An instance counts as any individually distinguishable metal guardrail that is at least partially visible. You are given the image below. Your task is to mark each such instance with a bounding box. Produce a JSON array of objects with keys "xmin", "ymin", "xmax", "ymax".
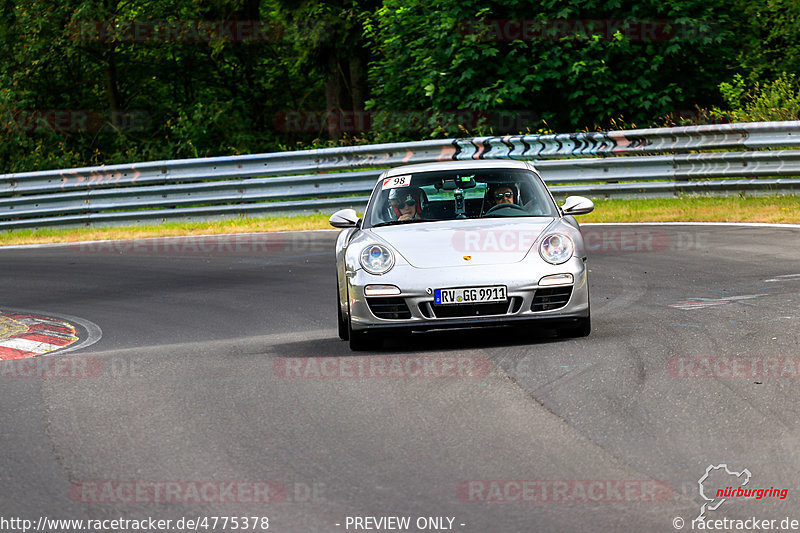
[{"xmin": 1, "ymin": 121, "xmax": 799, "ymax": 229}]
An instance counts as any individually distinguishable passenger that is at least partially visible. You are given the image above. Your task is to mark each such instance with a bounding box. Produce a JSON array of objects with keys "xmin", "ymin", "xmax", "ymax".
[{"xmin": 389, "ymin": 187, "xmax": 423, "ymax": 221}]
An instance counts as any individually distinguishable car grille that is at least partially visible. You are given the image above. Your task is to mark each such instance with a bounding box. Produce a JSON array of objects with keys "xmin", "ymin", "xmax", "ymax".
[
  {"xmin": 429, "ymin": 297, "xmax": 522, "ymax": 319},
  {"xmin": 531, "ymin": 286, "xmax": 573, "ymax": 311},
  {"xmin": 366, "ymin": 297, "xmax": 412, "ymax": 319}
]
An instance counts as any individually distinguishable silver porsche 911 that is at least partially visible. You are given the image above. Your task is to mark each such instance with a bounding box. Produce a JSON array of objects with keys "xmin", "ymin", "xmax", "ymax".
[{"xmin": 329, "ymin": 160, "xmax": 594, "ymax": 350}]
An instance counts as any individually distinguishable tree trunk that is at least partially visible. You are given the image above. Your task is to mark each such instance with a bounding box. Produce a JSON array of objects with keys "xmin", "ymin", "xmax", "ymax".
[
  {"xmin": 104, "ymin": 50, "xmax": 123, "ymax": 130},
  {"xmin": 325, "ymin": 50, "xmax": 342, "ymax": 140}
]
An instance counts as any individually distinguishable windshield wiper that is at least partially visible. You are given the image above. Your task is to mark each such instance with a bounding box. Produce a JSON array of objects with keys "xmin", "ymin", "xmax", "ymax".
[{"xmin": 371, "ymin": 219, "xmax": 432, "ymax": 228}]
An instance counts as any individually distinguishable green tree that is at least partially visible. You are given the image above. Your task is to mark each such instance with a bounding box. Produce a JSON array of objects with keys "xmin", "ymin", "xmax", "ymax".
[
  {"xmin": 365, "ymin": 0, "xmax": 739, "ymax": 135},
  {"xmin": 272, "ymin": 0, "xmax": 381, "ymax": 140},
  {"xmin": 0, "ymin": 0, "xmax": 318, "ymax": 172},
  {"xmin": 735, "ymin": 0, "xmax": 800, "ymax": 83}
]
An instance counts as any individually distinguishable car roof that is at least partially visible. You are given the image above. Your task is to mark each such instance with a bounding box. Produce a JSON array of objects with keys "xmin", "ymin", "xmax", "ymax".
[{"xmin": 384, "ymin": 159, "xmax": 535, "ymax": 177}]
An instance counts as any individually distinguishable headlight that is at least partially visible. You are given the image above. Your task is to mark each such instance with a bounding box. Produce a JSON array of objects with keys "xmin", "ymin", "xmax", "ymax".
[
  {"xmin": 539, "ymin": 234, "xmax": 574, "ymax": 264},
  {"xmin": 360, "ymin": 244, "xmax": 395, "ymax": 275}
]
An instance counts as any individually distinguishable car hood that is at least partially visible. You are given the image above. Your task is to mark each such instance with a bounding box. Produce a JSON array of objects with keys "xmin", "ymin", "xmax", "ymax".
[{"xmin": 368, "ymin": 218, "xmax": 556, "ymax": 268}]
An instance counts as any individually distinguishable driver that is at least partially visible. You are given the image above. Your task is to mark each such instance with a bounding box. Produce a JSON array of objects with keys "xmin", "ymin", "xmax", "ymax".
[
  {"xmin": 491, "ymin": 184, "xmax": 517, "ymax": 205},
  {"xmin": 389, "ymin": 187, "xmax": 424, "ymax": 221}
]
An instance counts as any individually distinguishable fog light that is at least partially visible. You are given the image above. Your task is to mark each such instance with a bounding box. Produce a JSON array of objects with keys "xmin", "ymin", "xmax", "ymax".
[
  {"xmin": 538, "ymin": 273, "xmax": 573, "ymax": 286},
  {"xmin": 364, "ymin": 284, "xmax": 401, "ymax": 296}
]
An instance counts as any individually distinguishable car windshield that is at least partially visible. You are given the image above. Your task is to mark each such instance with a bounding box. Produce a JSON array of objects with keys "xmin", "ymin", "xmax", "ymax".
[{"xmin": 365, "ymin": 168, "xmax": 558, "ymax": 228}]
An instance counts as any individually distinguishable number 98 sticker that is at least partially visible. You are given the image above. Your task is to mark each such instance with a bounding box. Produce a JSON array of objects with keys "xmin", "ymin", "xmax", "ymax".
[{"xmin": 382, "ymin": 175, "xmax": 411, "ymax": 190}]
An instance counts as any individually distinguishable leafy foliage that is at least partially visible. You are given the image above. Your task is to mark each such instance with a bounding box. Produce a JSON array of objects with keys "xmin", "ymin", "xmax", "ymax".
[
  {"xmin": 0, "ymin": 0, "xmax": 797, "ymax": 173},
  {"xmin": 713, "ymin": 73, "xmax": 800, "ymax": 122},
  {"xmin": 365, "ymin": 0, "xmax": 739, "ymax": 134},
  {"xmin": 734, "ymin": 0, "xmax": 800, "ymax": 82}
]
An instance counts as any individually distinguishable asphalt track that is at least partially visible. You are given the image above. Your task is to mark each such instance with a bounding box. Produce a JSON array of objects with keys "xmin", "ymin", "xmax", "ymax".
[{"xmin": 1, "ymin": 224, "xmax": 800, "ymax": 533}]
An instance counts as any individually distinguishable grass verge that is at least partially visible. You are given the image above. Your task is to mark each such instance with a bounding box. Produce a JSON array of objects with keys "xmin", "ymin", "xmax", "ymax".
[
  {"xmin": 580, "ymin": 195, "xmax": 800, "ymax": 224},
  {"xmin": 1, "ymin": 196, "xmax": 799, "ymax": 246}
]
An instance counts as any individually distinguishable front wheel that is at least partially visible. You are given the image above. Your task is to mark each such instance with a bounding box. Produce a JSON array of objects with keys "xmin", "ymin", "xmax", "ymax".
[
  {"xmin": 558, "ymin": 315, "xmax": 591, "ymax": 338},
  {"xmin": 337, "ymin": 297, "xmax": 349, "ymax": 340},
  {"xmin": 337, "ymin": 280, "xmax": 349, "ymax": 340},
  {"xmin": 348, "ymin": 319, "xmax": 382, "ymax": 351}
]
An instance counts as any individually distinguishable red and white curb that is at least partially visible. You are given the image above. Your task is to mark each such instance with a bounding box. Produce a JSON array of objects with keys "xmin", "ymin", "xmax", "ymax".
[{"xmin": 0, "ymin": 312, "xmax": 79, "ymax": 360}]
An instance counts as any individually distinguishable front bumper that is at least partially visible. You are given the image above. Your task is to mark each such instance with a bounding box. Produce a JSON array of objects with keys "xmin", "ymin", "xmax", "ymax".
[{"xmin": 347, "ymin": 258, "xmax": 589, "ymax": 333}]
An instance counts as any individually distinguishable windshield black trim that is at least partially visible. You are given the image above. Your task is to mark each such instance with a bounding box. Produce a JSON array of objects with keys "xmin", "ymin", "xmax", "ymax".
[
  {"xmin": 363, "ymin": 167, "xmax": 558, "ymax": 229},
  {"xmin": 371, "ymin": 219, "xmax": 434, "ymax": 228}
]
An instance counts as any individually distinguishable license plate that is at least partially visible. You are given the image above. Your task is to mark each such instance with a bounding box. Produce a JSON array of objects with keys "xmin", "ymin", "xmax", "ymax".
[{"xmin": 434, "ymin": 286, "xmax": 507, "ymax": 305}]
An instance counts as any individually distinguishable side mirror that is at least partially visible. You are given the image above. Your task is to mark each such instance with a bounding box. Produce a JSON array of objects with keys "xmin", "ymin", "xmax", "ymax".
[
  {"xmin": 562, "ymin": 196, "xmax": 594, "ymax": 216},
  {"xmin": 329, "ymin": 208, "xmax": 359, "ymax": 228}
]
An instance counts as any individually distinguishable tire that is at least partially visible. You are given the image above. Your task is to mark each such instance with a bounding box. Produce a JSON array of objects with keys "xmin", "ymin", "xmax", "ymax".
[
  {"xmin": 348, "ymin": 318, "xmax": 381, "ymax": 351},
  {"xmin": 558, "ymin": 315, "xmax": 591, "ymax": 338},
  {"xmin": 337, "ymin": 284, "xmax": 349, "ymax": 341},
  {"xmin": 342, "ymin": 281, "xmax": 381, "ymax": 350}
]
